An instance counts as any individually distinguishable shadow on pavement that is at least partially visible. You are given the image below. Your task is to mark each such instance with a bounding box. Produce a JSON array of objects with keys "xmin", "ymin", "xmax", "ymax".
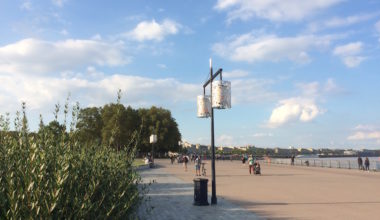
[{"xmin": 138, "ymin": 176, "xmax": 262, "ymax": 219}]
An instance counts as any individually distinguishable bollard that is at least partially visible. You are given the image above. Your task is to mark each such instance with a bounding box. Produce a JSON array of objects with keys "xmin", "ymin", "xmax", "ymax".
[{"xmin": 193, "ymin": 178, "xmax": 209, "ymax": 206}]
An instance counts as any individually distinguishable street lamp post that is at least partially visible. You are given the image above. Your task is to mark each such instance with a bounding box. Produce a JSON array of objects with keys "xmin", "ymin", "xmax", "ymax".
[
  {"xmin": 150, "ymin": 134, "xmax": 157, "ymax": 165},
  {"xmin": 209, "ymin": 61, "xmax": 217, "ymax": 205},
  {"xmin": 197, "ymin": 58, "xmax": 231, "ymax": 205}
]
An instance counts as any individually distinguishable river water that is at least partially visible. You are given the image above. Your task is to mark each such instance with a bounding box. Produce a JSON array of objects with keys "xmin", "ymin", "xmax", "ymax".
[{"xmin": 269, "ymin": 156, "xmax": 380, "ymax": 170}]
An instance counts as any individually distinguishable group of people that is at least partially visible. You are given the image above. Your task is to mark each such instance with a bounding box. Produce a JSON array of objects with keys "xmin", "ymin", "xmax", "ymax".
[
  {"xmin": 247, "ymin": 155, "xmax": 261, "ymax": 175},
  {"xmin": 173, "ymin": 154, "xmax": 205, "ymax": 176},
  {"xmin": 358, "ymin": 156, "xmax": 370, "ymax": 171},
  {"xmin": 179, "ymin": 153, "xmax": 265, "ymax": 176},
  {"xmin": 241, "ymin": 155, "xmax": 261, "ymax": 175},
  {"xmin": 171, "ymin": 153, "xmax": 265, "ymax": 176}
]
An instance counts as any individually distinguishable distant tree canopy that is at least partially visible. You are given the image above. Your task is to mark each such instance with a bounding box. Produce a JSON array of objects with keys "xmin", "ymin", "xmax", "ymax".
[
  {"xmin": 138, "ymin": 106, "xmax": 181, "ymax": 154},
  {"xmin": 70, "ymin": 103, "xmax": 181, "ymax": 154},
  {"xmin": 101, "ymin": 104, "xmax": 140, "ymax": 151},
  {"xmin": 75, "ymin": 107, "xmax": 103, "ymax": 146}
]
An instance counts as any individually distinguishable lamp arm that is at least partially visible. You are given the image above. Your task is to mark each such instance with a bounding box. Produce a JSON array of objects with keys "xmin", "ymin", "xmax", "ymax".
[{"xmin": 203, "ymin": 68, "xmax": 223, "ymax": 88}]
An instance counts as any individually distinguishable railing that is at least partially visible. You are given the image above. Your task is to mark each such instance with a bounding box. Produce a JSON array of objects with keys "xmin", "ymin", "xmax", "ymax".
[{"xmin": 263, "ymin": 158, "xmax": 380, "ymax": 171}]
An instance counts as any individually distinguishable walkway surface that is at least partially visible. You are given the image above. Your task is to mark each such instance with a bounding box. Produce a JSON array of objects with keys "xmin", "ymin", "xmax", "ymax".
[
  {"xmin": 139, "ymin": 159, "xmax": 380, "ymax": 220},
  {"xmin": 138, "ymin": 162, "xmax": 261, "ymax": 220}
]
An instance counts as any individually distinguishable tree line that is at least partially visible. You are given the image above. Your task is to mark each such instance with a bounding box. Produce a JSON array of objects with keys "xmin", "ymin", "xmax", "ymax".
[
  {"xmin": 2, "ymin": 98, "xmax": 182, "ymax": 156},
  {"xmin": 73, "ymin": 104, "xmax": 182, "ymax": 155}
]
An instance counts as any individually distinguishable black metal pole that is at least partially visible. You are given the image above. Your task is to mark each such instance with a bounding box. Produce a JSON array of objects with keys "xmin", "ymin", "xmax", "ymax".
[
  {"xmin": 152, "ymin": 142, "xmax": 154, "ymax": 163},
  {"xmin": 210, "ymin": 61, "xmax": 217, "ymax": 205}
]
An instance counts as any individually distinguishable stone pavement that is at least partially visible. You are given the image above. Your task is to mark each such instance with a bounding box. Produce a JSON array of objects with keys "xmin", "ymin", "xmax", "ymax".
[{"xmin": 137, "ymin": 164, "xmax": 261, "ymax": 220}]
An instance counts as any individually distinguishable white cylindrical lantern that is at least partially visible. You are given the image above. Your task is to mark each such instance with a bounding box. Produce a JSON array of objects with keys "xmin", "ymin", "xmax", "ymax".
[
  {"xmin": 197, "ymin": 95, "xmax": 211, "ymax": 118},
  {"xmin": 150, "ymin": 134, "xmax": 157, "ymax": 143},
  {"xmin": 212, "ymin": 80, "xmax": 231, "ymax": 109}
]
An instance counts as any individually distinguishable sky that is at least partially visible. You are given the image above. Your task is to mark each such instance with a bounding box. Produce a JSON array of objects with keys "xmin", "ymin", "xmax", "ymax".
[{"xmin": 1, "ymin": 0, "xmax": 380, "ymax": 149}]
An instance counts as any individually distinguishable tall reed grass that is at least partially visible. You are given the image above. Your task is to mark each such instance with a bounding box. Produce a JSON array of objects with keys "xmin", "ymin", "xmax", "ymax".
[{"xmin": 0, "ymin": 101, "xmax": 143, "ymax": 219}]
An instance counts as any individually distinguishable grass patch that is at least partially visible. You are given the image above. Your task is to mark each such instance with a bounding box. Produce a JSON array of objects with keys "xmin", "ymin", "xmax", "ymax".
[{"xmin": 133, "ymin": 159, "xmax": 146, "ymax": 167}]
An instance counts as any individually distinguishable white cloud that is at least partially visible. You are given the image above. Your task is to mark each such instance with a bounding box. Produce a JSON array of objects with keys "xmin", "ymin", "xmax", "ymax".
[
  {"xmin": 231, "ymin": 78, "xmax": 276, "ymax": 104},
  {"xmin": 217, "ymin": 134, "xmax": 235, "ymax": 146},
  {"xmin": 333, "ymin": 42, "xmax": 365, "ymax": 68},
  {"xmin": 0, "ymin": 38, "xmax": 128, "ymax": 75},
  {"xmin": 376, "ymin": 20, "xmax": 380, "ymax": 33},
  {"xmin": 0, "ymin": 73, "xmax": 199, "ymax": 121},
  {"xmin": 252, "ymin": 133, "xmax": 273, "ymax": 137},
  {"xmin": 266, "ymin": 79, "xmax": 338, "ymax": 128},
  {"xmin": 20, "ymin": 0, "xmax": 32, "ymax": 10},
  {"xmin": 348, "ymin": 131, "xmax": 380, "ymax": 141},
  {"xmin": 341, "ymin": 56, "xmax": 366, "ymax": 68},
  {"xmin": 223, "ymin": 69, "xmax": 249, "ymax": 78},
  {"xmin": 296, "ymin": 78, "xmax": 340, "ymax": 97},
  {"xmin": 126, "ymin": 19, "xmax": 180, "ymax": 42},
  {"xmin": 268, "ymin": 97, "xmax": 323, "ymax": 128},
  {"xmin": 60, "ymin": 29, "xmax": 69, "ymax": 36},
  {"xmin": 375, "ymin": 20, "xmax": 380, "ymax": 42},
  {"xmin": 296, "ymin": 81, "xmax": 320, "ymax": 97},
  {"xmin": 214, "ymin": 0, "xmax": 342, "ymax": 23},
  {"xmin": 333, "ymin": 42, "xmax": 362, "ymax": 55},
  {"xmin": 354, "ymin": 124, "xmax": 376, "ymax": 131},
  {"xmin": 213, "ymin": 34, "xmax": 331, "ymax": 63},
  {"xmin": 52, "ymin": 0, "xmax": 67, "ymax": 7},
  {"xmin": 308, "ymin": 13, "xmax": 379, "ymax": 32},
  {"xmin": 348, "ymin": 125, "xmax": 380, "ymax": 145},
  {"xmin": 324, "ymin": 78, "xmax": 338, "ymax": 93}
]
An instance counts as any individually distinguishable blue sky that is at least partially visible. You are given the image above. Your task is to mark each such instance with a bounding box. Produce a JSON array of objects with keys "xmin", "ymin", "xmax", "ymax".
[{"xmin": 1, "ymin": 0, "xmax": 380, "ymax": 149}]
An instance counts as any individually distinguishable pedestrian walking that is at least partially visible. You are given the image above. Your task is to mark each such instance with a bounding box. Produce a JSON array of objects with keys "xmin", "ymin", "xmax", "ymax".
[
  {"xmin": 364, "ymin": 157, "xmax": 370, "ymax": 171},
  {"xmin": 358, "ymin": 156, "xmax": 363, "ymax": 170},
  {"xmin": 291, "ymin": 155, "xmax": 295, "ymax": 166},
  {"xmin": 183, "ymin": 155, "xmax": 189, "ymax": 171},
  {"xmin": 248, "ymin": 156, "xmax": 254, "ymax": 174},
  {"xmin": 241, "ymin": 155, "xmax": 246, "ymax": 164},
  {"xmin": 195, "ymin": 155, "xmax": 201, "ymax": 176}
]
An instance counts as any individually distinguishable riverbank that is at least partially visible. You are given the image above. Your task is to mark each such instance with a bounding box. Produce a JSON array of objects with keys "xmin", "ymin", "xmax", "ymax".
[{"xmin": 156, "ymin": 159, "xmax": 380, "ymax": 219}]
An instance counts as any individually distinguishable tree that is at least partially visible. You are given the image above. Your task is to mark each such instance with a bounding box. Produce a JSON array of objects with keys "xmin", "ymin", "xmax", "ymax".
[
  {"xmin": 101, "ymin": 104, "xmax": 140, "ymax": 151},
  {"xmin": 76, "ymin": 107, "xmax": 103, "ymax": 146},
  {"xmin": 41, "ymin": 121, "xmax": 66, "ymax": 143},
  {"xmin": 138, "ymin": 106, "xmax": 181, "ymax": 155}
]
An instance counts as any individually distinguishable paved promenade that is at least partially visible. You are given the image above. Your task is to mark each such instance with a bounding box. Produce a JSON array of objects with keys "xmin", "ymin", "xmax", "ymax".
[
  {"xmin": 139, "ymin": 159, "xmax": 380, "ymax": 220},
  {"xmin": 138, "ymin": 163, "xmax": 261, "ymax": 219}
]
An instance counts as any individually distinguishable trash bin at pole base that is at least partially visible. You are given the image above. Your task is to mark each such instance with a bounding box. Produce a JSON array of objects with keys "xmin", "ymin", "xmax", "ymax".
[{"xmin": 193, "ymin": 178, "xmax": 209, "ymax": 206}]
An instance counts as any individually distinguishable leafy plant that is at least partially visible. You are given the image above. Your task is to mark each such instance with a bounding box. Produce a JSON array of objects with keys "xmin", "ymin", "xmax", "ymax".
[{"xmin": 0, "ymin": 100, "xmax": 143, "ymax": 219}]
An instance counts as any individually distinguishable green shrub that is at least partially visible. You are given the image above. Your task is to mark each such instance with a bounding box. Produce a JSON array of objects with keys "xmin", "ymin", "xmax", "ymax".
[{"xmin": 0, "ymin": 102, "xmax": 143, "ymax": 219}]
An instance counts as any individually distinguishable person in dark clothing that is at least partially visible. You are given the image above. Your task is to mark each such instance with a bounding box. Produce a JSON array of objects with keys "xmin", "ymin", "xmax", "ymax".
[
  {"xmin": 358, "ymin": 156, "xmax": 363, "ymax": 170},
  {"xmin": 242, "ymin": 156, "xmax": 246, "ymax": 164},
  {"xmin": 291, "ymin": 155, "xmax": 295, "ymax": 166},
  {"xmin": 364, "ymin": 157, "xmax": 370, "ymax": 171}
]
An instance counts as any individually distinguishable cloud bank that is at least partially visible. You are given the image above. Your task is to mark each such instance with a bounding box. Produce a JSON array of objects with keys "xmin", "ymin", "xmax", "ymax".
[
  {"xmin": 0, "ymin": 38, "xmax": 128, "ymax": 75},
  {"xmin": 333, "ymin": 42, "xmax": 365, "ymax": 68},
  {"xmin": 213, "ymin": 34, "xmax": 331, "ymax": 63},
  {"xmin": 125, "ymin": 19, "xmax": 180, "ymax": 42},
  {"xmin": 215, "ymin": 0, "xmax": 342, "ymax": 23}
]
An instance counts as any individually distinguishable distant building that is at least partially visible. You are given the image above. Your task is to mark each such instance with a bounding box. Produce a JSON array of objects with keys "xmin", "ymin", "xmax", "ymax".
[
  {"xmin": 196, "ymin": 144, "xmax": 208, "ymax": 152},
  {"xmin": 222, "ymin": 147, "xmax": 233, "ymax": 154},
  {"xmin": 274, "ymin": 147, "xmax": 291, "ymax": 155},
  {"xmin": 182, "ymin": 141, "xmax": 196, "ymax": 153},
  {"xmin": 344, "ymin": 150, "xmax": 356, "ymax": 156},
  {"xmin": 240, "ymin": 146, "xmax": 254, "ymax": 152},
  {"xmin": 298, "ymin": 148, "xmax": 315, "ymax": 154}
]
